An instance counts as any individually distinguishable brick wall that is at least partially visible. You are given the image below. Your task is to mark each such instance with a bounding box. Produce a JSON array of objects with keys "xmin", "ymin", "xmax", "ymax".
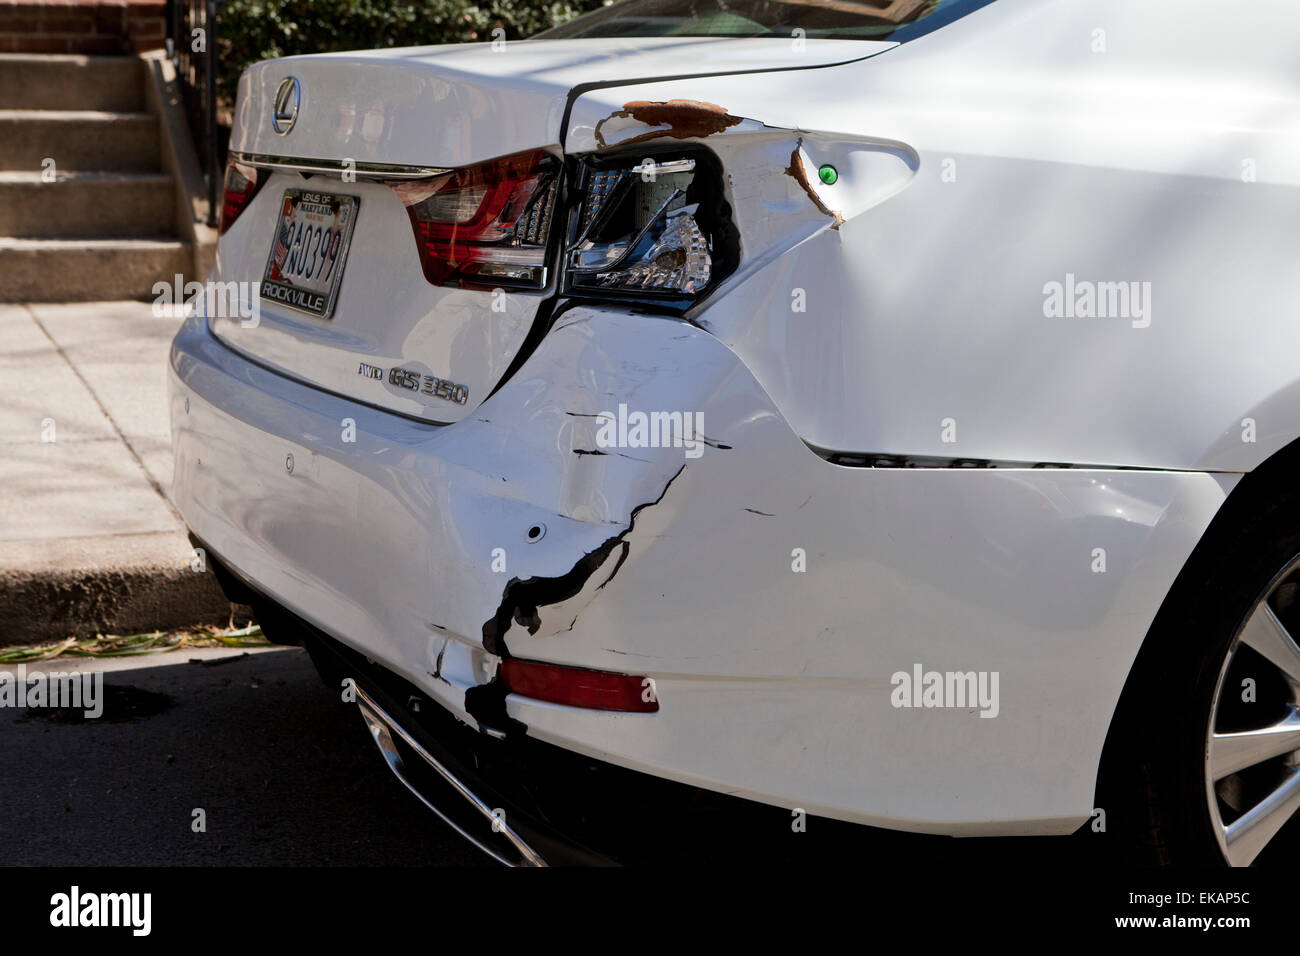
[{"xmin": 0, "ymin": 0, "xmax": 167, "ymax": 54}]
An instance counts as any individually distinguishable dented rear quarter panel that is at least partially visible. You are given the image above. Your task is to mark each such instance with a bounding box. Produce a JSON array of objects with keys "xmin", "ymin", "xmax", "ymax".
[{"xmin": 566, "ymin": 0, "xmax": 1300, "ymax": 472}]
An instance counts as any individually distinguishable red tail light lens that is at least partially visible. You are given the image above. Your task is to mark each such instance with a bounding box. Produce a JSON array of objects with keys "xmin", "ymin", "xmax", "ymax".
[
  {"xmin": 219, "ymin": 159, "xmax": 265, "ymax": 235},
  {"xmin": 500, "ymin": 659, "xmax": 659, "ymax": 713},
  {"xmin": 390, "ymin": 149, "xmax": 558, "ymax": 289}
]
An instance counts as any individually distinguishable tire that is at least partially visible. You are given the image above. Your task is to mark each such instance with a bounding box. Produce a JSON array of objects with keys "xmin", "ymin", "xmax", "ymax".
[{"xmin": 1102, "ymin": 481, "xmax": 1300, "ymax": 866}]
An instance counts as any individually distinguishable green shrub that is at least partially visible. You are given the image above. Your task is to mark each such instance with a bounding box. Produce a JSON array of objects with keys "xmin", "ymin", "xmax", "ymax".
[{"xmin": 216, "ymin": 0, "xmax": 610, "ymax": 105}]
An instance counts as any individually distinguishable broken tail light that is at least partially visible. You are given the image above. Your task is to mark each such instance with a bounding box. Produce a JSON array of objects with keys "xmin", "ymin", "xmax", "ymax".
[
  {"xmin": 500, "ymin": 659, "xmax": 659, "ymax": 713},
  {"xmin": 565, "ymin": 149, "xmax": 737, "ymax": 310},
  {"xmin": 390, "ymin": 149, "xmax": 559, "ymax": 289},
  {"xmin": 219, "ymin": 159, "xmax": 266, "ymax": 235}
]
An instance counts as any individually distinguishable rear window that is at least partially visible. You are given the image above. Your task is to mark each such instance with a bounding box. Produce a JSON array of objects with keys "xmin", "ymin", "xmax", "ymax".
[{"xmin": 538, "ymin": 0, "xmax": 996, "ymax": 42}]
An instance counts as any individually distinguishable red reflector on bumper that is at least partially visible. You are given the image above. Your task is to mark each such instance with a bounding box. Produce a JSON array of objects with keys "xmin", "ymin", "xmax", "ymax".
[{"xmin": 500, "ymin": 659, "xmax": 659, "ymax": 713}]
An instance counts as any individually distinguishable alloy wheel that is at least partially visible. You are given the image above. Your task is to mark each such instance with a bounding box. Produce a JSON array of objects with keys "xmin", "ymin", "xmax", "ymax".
[{"xmin": 1205, "ymin": 554, "xmax": 1300, "ymax": 865}]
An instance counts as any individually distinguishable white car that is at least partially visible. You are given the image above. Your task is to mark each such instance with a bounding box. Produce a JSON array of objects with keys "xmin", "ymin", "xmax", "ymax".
[{"xmin": 170, "ymin": 0, "xmax": 1300, "ymax": 866}]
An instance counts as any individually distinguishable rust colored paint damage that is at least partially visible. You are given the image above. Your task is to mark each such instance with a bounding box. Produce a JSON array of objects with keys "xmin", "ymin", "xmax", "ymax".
[
  {"xmin": 785, "ymin": 140, "xmax": 844, "ymax": 230},
  {"xmin": 594, "ymin": 99, "xmax": 743, "ymax": 148}
]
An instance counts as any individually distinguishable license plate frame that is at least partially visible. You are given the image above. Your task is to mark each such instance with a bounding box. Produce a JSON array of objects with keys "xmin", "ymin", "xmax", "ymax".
[{"xmin": 260, "ymin": 188, "xmax": 360, "ymax": 320}]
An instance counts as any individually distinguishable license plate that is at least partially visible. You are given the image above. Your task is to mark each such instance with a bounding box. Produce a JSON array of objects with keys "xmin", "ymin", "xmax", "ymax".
[{"xmin": 261, "ymin": 189, "xmax": 359, "ymax": 319}]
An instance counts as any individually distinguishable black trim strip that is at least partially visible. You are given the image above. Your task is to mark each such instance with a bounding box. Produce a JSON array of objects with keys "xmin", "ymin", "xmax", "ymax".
[{"xmin": 807, "ymin": 441, "xmax": 1225, "ymax": 474}]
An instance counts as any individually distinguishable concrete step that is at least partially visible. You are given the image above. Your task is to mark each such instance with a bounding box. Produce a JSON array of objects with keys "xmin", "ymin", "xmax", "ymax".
[
  {"xmin": 0, "ymin": 110, "xmax": 160, "ymax": 172},
  {"xmin": 0, "ymin": 54, "xmax": 144, "ymax": 112},
  {"xmin": 0, "ymin": 238, "xmax": 189, "ymax": 301},
  {"xmin": 0, "ymin": 539, "xmax": 239, "ymax": 645},
  {"xmin": 0, "ymin": 171, "xmax": 175, "ymax": 238}
]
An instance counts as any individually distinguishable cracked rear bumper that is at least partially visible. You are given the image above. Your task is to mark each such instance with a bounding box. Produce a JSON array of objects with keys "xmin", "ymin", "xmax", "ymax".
[{"xmin": 170, "ymin": 304, "xmax": 1231, "ymax": 836}]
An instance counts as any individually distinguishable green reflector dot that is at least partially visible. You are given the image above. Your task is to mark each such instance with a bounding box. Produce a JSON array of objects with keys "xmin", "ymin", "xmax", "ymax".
[{"xmin": 818, "ymin": 164, "xmax": 838, "ymax": 185}]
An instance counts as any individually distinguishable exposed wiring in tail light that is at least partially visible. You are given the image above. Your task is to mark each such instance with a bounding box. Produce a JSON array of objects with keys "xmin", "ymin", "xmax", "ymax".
[
  {"xmin": 564, "ymin": 148, "xmax": 738, "ymax": 312},
  {"xmin": 388, "ymin": 149, "xmax": 559, "ymax": 289},
  {"xmin": 219, "ymin": 159, "xmax": 266, "ymax": 236}
]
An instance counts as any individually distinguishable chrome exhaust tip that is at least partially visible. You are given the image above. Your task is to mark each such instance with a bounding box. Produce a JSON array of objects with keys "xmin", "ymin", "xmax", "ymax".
[{"xmin": 355, "ymin": 686, "xmax": 548, "ymax": 867}]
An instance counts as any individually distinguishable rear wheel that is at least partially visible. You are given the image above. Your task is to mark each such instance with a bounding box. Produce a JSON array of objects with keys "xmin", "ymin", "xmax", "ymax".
[
  {"xmin": 1108, "ymin": 487, "xmax": 1300, "ymax": 865},
  {"xmin": 1202, "ymin": 559, "xmax": 1300, "ymax": 865}
]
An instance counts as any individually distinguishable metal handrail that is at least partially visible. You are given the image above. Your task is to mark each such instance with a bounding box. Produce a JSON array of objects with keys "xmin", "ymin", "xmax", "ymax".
[{"xmin": 166, "ymin": 0, "xmax": 220, "ymax": 227}]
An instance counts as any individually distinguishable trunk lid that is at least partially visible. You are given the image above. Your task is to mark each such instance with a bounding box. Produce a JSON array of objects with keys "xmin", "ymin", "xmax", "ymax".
[{"xmin": 210, "ymin": 37, "xmax": 892, "ymax": 422}]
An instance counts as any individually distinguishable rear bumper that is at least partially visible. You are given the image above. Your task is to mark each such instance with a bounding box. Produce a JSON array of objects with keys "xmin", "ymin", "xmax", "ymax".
[
  {"xmin": 290, "ymin": 613, "xmax": 886, "ymax": 866},
  {"xmin": 170, "ymin": 304, "xmax": 1232, "ymax": 837}
]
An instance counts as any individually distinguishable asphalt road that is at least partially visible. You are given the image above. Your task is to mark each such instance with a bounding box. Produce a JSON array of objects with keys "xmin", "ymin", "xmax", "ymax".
[{"xmin": 0, "ymin": 646, "xmax": 483, "ymax": 866}]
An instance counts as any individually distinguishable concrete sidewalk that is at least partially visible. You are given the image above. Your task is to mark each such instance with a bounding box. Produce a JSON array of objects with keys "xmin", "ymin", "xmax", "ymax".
[{"xmin": 0, "ymin": 300, "xmax": 235, "ymax": 644}]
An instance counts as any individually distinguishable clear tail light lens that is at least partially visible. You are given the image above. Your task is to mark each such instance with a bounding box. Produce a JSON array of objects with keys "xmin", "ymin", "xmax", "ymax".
[
  {"xmin": 389, "ymin": 149, "xmax": 558, "ymax": 289},
  {"xmin": 565, "ymin": 151, "xmax": 736, "ymax": 311},
  {"xmin": 219, "ymin": 159, "xmax": 265, "ymax": 235}
]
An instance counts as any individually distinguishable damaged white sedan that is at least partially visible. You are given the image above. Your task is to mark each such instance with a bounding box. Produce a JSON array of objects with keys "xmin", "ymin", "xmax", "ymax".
[{"xmin": 170, "ymin": 0, "xmax": 1300, "ymax": 865}]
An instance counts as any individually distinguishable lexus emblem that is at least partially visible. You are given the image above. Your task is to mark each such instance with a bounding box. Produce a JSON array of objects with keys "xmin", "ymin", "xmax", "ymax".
[{"xmin": 271, "ymin": 76, "xmax": 300, "ymax": 135}]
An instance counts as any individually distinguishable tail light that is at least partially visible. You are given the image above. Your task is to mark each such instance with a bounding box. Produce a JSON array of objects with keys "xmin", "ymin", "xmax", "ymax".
[
  {"xmin": 219, "ymin": 159, "xmax": 265, "ymax": 235},
  {"xmin": 500, "ymin": 658, "xmax": 659, "ymax": 713},
  {"xmin": 389, "ymin": 149, "xmax": 558, "ymax": 289},
  {"xmin": 565, "ymin": 149, "xmax": 737, "ymax": 311}
]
